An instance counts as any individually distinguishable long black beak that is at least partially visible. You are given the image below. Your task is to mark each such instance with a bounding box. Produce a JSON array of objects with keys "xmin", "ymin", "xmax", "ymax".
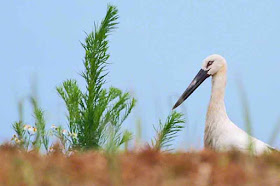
[{"xmin": 172, "ymin": 69, "xmax": 210, "ymax": 109}]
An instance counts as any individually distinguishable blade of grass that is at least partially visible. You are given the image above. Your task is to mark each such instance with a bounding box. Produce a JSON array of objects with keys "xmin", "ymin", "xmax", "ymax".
[
  {"xmin": 269, "ymin": 117, "xmax": 280, "ymax": 145},
  {"xmin": 237, "ymin": 80, "xmax": 254, "ymax": 154}
]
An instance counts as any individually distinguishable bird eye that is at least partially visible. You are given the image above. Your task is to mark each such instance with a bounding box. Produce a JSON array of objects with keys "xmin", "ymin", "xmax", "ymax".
[{"xmin": 207, "ymin": 60, "xmax": 214, "ymax": 68}]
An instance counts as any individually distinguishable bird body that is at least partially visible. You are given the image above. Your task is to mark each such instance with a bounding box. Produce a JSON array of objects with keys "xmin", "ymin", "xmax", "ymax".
[{"xmin": 173, "ymin": 54, "xmax": 273, "ymax": 155}]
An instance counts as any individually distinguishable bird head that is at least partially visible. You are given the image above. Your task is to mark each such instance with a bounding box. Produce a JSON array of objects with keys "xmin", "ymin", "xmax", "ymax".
[
  {"xmin": 202, "ymin": 54, "xmax": 227, "ymax": 76},
  {"xmin": 172, "ymin": 54, "xmax": 227, "ymax": 109}
]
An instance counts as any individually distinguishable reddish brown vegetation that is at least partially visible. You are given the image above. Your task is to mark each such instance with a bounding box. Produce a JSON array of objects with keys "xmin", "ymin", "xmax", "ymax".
[{"xmin": 1, "ymin": 145, "xmax": 280, "ymax": 186}]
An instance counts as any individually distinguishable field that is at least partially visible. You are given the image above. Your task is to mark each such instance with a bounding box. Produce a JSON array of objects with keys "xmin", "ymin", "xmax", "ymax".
[
  {"xmin": 1, "ymin": 145, "xmax": 280, "ymax": 186},
  {"xmin": 4, "ymin": 4, "xmax": 280, "ymax": 186}
]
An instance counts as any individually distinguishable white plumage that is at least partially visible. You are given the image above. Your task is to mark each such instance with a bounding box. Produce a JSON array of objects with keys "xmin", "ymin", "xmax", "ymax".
[{"xmin": 173, "ymin": 54, "xmax": 274, "ymax": 155}]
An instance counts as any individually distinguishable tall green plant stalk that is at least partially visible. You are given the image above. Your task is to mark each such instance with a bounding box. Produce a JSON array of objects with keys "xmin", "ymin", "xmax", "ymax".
[
  {"xmin": 57, "ymin": 5, "xmax": 136, "ymax": 151},
  {"xmin": 30, "ymin": 97, "xmax": 49, "ymax": 151},
  {"xmin": 269, "ymin": 118, "xmax": 280, "ymax": 145},
  {"xmin": 238, "ymin": 80, "xmax": 254, "ymax": 154}
]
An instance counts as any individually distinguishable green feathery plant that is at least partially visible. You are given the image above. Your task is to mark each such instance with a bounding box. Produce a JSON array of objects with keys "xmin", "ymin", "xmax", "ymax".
[
  {"xmin": 57, "ymin": 5, "xmax": 136, "ymax": 151},
  {"xmin": 152, "ymin": 111, "xmax": 185, "ymax": 151},
  {"xmin": 30, "ymin": 97, "xmax": 49, "ymax": 151},
  {"xmin": 12, "ymin": 100, "xmax": 25, "ymax": 149},
  {"xmin": 12, "ymin": 97, "xmax": 49, "ymax": 152}
]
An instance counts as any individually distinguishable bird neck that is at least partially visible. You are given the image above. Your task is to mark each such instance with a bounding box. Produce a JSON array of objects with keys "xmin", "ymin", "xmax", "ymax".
[{"xmin": 207, "ymin": 67, "xmax": 228, "ymax": 121}]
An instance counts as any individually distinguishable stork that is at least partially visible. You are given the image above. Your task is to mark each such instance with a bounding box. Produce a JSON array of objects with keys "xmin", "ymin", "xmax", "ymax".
[{"xmin": 173, "ymin": 54, "xmax": 274, "ymax": 155}]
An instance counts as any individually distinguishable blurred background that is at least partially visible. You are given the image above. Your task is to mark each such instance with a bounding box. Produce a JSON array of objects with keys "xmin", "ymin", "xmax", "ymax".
[{"xmin": 1, "ymin": 0, "xmax": 280, "ymax": 150}]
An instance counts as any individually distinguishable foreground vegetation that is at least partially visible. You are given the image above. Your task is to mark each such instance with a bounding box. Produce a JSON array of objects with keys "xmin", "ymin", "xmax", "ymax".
[
  {"xmin": 7, "ymin": 4, "xmax": 280, "ymax": 186},
  {"xmin": 10, "ymin": 5, "xmax": 185, "ymax": 154},
  {"xmin": 2, "ymin": 145, "xmax": 280, "ymax": 186}
]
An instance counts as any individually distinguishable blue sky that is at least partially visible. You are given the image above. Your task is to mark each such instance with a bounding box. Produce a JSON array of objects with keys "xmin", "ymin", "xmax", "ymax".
[{"xmin": 1, "ymin": 0, "xmax": 280, "ymax": 149}]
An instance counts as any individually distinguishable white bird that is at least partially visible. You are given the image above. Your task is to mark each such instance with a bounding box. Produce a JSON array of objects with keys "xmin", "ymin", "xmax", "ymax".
[{"xmin": 173, "ymin": 54, "xmax": 275, "ymax": 155}]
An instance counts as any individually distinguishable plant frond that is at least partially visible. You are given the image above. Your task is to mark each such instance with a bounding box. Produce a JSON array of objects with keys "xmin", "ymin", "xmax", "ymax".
[{"xmin": 153, "ymin": 111, "xmax": 185, "ymax": 151}]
